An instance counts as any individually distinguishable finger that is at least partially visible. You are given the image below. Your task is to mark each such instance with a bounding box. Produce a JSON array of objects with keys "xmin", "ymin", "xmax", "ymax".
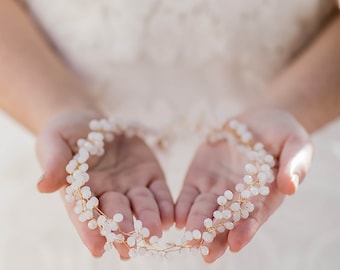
[
  {"xmin": 61, "ymin": 189, "xmax": 105, "ymax": 257},
  {"xmin": 99, "ymin": 191, "xmax": 134, "ymax": 259},
  {"xmin": 127, "ymin": 186, "xmax": 163, "ymax": 237},
  {"xmin": 37, "ymin": 132, "xmax": 73, "ymax": 193},
  {"xmin": 149, "ymin": 179, "xmax": 175, "ymax": 229},
  {"xmin": 175, "ymin": 185, "xmax": 200, "ymax": 228},
  {"xmin": 277, "ymin": 133, "xmax": 313, "ymax": 195},
  {"xmin": 202, "ymin": 230, "xmax": 229, "ymax": 263},
  {"xmin": 227, "ymin": 188, "xmax": 284, "ymax": 252}
]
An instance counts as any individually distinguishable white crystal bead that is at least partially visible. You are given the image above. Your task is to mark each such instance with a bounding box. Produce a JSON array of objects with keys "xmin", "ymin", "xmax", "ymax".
[
  {"xmin": 89, "ymin": 120, "xmax": 101, "ymax": 131},
  {"xmin": 203, "ymin": 218, "xmax": 213, "ymax": 228},
  {"xmin": 241, "ymin": 189, "xmax": 251, "ymax": 199},
  {"xmin": 241, "ymin": 209, "xmax": 249, "ymax": 219},
  {"xmin": 233, "ymin": 212, "xmax": 241, "ymax": 222},
  {"xmin": 97, "ymin": 215, "xmax": 107, "ymax": 226},
  {"xmin": 66, "ymin": 175, "xmax": 75, "ymax": 184},
  {"xmin": 88, "ymin": 219, "xmax": 98, "ymax": 230},
  {"xmin": 222, "ymin": 209, "xmax": 232, "ymax": 219},
  {"xmin": 104, "ymin": 242, "xmax": 113, "ymax": 252},
  {"xmin": 133, "ymin": 220, "xmax": 143, "ymax": 230},
  {"xmin": 245, "ymin": 163, "xmax": 257, "ymax": 175},
  {"xmin": 217, "ymin": 225, "xmax": 226, "ymax": 233},
  {"xmin": 200, "ymin": 246, "xmax": 209, "ymax": 256},
  {"xmin": 230, "ymin": 202, "xmax": 241, "ymax": 211},
  {"xmin": 217, "ymin": 195, "xmax": 227, "ymax": 206},
  {"xmin": 250, "ymin": 187, "xmax": 259, "ymax": 195},
  {"xmin": 86, "ymin": 197, "xmax": 99, "ymax": 209},
  {"xmin": 149, "ymin": 235, "xmax": 159, "ymax": 245},
  {"xmin": 257, "ymin": 172, "xmax": 267, "ymax": 182},
  {"xmin": 254, "ymin": 143, "xmax": 264, "ymax": 151},
  {"xmin": 73, "ymin": 204, "xmax": 83, "ymax": 215},
  {"xmin": 141, "ymin": 227, "xmax": 150, "ymax": 238},
  {"xmin": 260, "ymin": 164, "xmax": 271, "ymax": 172},
  {"xmin": 243, "ymin": 175, "xmax": 253, "ymax": 184},
  {"xmin": 113, "ymin": 213, "xmax": 124, "ymax": 223},
  {"xmin": 224, "ymin": 221, "xmax": 234, "ymax": 230},
  {"xmin": 79, "ymin": 163, "xmax": 89, "ymax": 172},
  {"xmin": 244, "ymin": 202, "xmax": 255, "ymax": 212},
  {"xmin": 213, "ymin": 210, "xmax": 223, "ymax": 220},
  {"xmin": 66, "ymin": 160, "xmax": 78, "ymax": 174},
  {"xmin": 80, "ymin": 186, "xmax": 91, "ymax": 199},
  {"xmin": 236, "ymin": 183, "xmax": 245, "ymax": 192},
  {"xmin": 192, "ymin": 230, "xmax": 202, "ymax": 240},
  {"xmin": 224, "ymin": 190, "xmax": 233, "ymax": 200},
  {"xmin": 128, "ymin": 248, "xmax": 138, "ymax": 258},
  {"xmin": 127, "ymin": 236, "xmax": 136, "ymax": 247},
  {"xmin": 202, "ymin": 232, "xmax": 214, "ymax": 243},
  {"xmin": 259, "ymin": 186, "xmax": 270, "ymax": 196}
]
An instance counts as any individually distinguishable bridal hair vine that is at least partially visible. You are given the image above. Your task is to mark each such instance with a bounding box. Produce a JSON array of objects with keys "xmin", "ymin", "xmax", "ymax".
[{"xmin": 64, "ymin": 117, "xmax": 275, "ymax": 258}]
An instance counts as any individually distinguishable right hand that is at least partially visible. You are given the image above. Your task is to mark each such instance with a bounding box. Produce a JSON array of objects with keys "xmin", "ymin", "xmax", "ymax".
[{"xmin": 36, "ymin": 110, "xmax": 174, "ymax": 259}]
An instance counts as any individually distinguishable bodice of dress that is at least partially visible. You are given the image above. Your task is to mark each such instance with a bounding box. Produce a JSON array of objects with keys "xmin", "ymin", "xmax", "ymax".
[{"xmin": 22, "ymin": 0, "xmax": 335, "ymax": 121}]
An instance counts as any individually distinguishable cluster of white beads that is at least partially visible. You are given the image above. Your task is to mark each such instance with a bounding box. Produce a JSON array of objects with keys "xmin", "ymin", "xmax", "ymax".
[{"xmin": 65, "ymin": 118, "xmax": 275, "ymax": 259}]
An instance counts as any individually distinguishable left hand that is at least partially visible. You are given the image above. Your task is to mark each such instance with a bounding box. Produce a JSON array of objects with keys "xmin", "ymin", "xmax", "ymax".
[{"xmin": 175, "ymin": 108, "xmax": 313, "ymax": 263}]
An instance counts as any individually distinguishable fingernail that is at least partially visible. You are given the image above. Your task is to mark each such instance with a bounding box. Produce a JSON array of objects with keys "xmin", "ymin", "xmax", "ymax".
[
  {"xmin": 291, "ymin": 174, "xmax": 300, "ymax": 193},
  {"xmin": 37, "ymin": 173, "xmax": 45, "ymax": 184}
]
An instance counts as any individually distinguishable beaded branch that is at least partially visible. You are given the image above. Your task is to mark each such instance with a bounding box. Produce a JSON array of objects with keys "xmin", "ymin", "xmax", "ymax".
[{"xmin": 65, "ymin": 118, "xmax": 275, "ymax": 258}]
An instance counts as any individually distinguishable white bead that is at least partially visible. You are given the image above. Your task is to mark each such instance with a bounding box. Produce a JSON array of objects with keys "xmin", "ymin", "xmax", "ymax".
[
  {"xmin": 230, "ymin": 202, "xmax": 241, "ymax": 211},
  {"xmin": 127, "ymin": 236, "xmax": 136, "ymax": 247},
  {"xmin": 104, "ymin": 242, "xmax": 113, "ymax": 251},
  {"xmin": 233, "ymin": 212, "xmax": 241, "ymax": 222},
  {"xmin": 88, "ymin": 219, "xmax": 98, "ymax": 230},
  {"xmin": 200, "ymin": 246, "xmax": 210, "ymax": 256},
  {"xmin": 141, "ymin": 227, "xmax": 150, "ymax": 238},
  {"xmin": 259, "ymin": 186, "xmax": 270, "ymax": 196},
  {"xmin": 203, "ymin": 218, "xmax": 213, "ymax": 228},
  {"xmin": 241, "ymin": 209, "xmax": 249, "ymax": 219},
  {"xmin": 192, "ymin": 230, "xmax": 201, "ymax": 240},
  {"xmin": 77, "ymin": 138, "xmax": 87, "ymax": 148},
  {"xmin": 113, "ymin": 213, "xmax": 124, "ymax": 223},
  {"xmin": 66, "ymin": 175, "xmax": 75, "ymax": 184},
  {"xmin": 217, "ymin": 195, "xmax": 227, "ymax": 206},
  {"xmin": 86, "ymin": 197, "xmax": 99, "ymax": 209},
  {"xmin": 74, "ymin": 204, "xmax": 83, "ymax": 215},
  {"xmin": 241, "ymin": 132, "xmax": 252, "ymax": 143},
  {"xmin": 257, "ymin": 172, "xmax": 267, "ymax": 182},
  {"xmin": 149, "ymin": 235, "xmax": 159, "ymax": 245},
  {"xmin": 250, "ymin": 187, "xmax": 259, "ymax": 195},
  {"xmin": 224, "ymin": 190, "xmax": 233, "ymax": 200},
  {"xmin": 244, "ymin": 202, "xmax": 255, "ymax": 212},
  {"xmin": 97, "ymin": 215, "xmax": 107, "ymax": 226},
  {"xmin": 79, "ymin": 163, "xmax": 89, "ymax": 172},
  {"xmin": 89, "ymin": 120, "xmax": 101, "ymax": 131},
  {"xmin": 202, "ymin": 232, "xmax": 214, "ymax": 243},
  {"xmin": 66, "ymin": 160, "xmax": 78, "ymax": 174},
  {"xmin": 260, "ymin": 164, "xmax": 271, "ymax": 173},
  {"xmin": 264, "ymin": 154, "xmax": 274, "ymax": 165},
  {"xmin": 213, "ymin": 210, "xmax": 223, "ymax": 220},
  {"xmin": 228, "ymin": 120, "xmax": 239, "ymax": 129},
  {"xmin": 222, "ymin": 209, "xmax": 232, "ymax": 219},
  {"xmin": 84, "ymin": 209, "xmax": 93, "ymax": 220},
  {"xmin": 128, "ymin": 248, "xmax": 138, "ymax": 258},
  {"xmin": 217, "ymin": 225, "xmax": 225, "ymax": 233},
  {"xmin": 243, "ymin": 175, "xmax": 253, "ymax": 184},
  {"xmin": 236, "ymin": 183, "xmax": 245, "ymax": 192},
  {"xmin": 65, "ymin": 194, "xmax": 74, "ymax": 203},
  {"xmin": 80, "ymin": 186, "xmax": 91, "ymax": 199},
  {"xmin": 254, "ymin": 143, "xmax": 264, "ymax": 151},
  {"xmin": 134, "ymin": 220, "xmax": 143, "ymax": 230},
  {"xmin": 241, "ymin": 190, "xmax": 251, "ymax": 199},
  {"xmin": 245, "ymin": 163, "xmax": 257, "ymax": 175},
  {"xmin": 79, "ymin": 212, "xmax": 87, "ymax": 223},
  {"xmin": 224, "ymin": 221, "xmax": 234, "ymax": 230}
]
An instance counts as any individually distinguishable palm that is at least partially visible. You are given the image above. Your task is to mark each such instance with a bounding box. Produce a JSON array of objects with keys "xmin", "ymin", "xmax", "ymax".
[
  {"xmin": 36, "ymin": 111, "xmax": 174, "ymax": 259},
  {"xmin": 176, "ymin": 109, "xmax": 312, "ymax": 263}
]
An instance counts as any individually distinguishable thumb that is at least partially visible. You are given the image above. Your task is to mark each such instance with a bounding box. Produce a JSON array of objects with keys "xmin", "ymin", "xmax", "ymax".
[
  {"xmin": 36, "ymin": 132, "xmax": 73, "ymax": 193},
  {"xmin": 276, "ymin": 133, "xmax": 313, "ymax": 195}
]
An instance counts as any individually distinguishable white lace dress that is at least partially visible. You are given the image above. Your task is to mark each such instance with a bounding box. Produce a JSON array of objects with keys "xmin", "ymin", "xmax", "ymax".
[{"xmin": 0, "ymin": 1, "xmax": 340, "ymax": 269}]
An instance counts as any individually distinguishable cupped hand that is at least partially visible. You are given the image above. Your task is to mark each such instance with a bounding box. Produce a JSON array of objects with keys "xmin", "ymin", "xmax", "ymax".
[
  {"xmin": 36, "ymin": 110, "xmax": 174, "ymax": 259},
  {"xmin": 175, "ymin": 109, "xmax": 313, "ymax": 263}
]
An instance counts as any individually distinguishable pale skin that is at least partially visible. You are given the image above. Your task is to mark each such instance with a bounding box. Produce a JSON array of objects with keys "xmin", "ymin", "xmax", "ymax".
[{"xmin": 0, "ymin": 0, "xmax": 340, "ymax": 263}]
